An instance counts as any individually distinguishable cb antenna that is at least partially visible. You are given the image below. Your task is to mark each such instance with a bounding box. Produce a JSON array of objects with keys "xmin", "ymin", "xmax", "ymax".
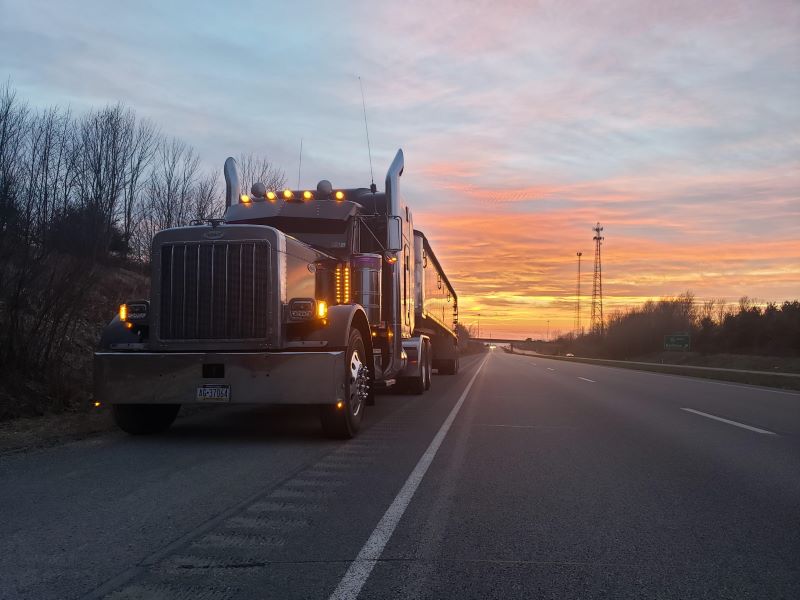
[
  {"xmin": 359, "ymin": 76, "xmax": 377, "ymax": 193},
  {"xmin": 297, "ymin": 138, "xmax": 303, "ymax": 189}
]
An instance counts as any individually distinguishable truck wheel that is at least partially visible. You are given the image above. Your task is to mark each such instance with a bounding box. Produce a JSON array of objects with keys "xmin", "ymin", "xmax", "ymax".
[
  {"xmin": 320, "ymin": 328, "xmax": 368, "ymax": 439},
  {"xmin": 424, "ymin": 346, "xmax": 432, "ymax": 391},
  {"xmin": 112, "ymin": 404, "xmax": 180, "ymax": 435}
]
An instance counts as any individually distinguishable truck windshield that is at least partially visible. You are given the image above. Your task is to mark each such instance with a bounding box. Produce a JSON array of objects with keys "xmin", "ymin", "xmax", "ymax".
[{"xmin": 251, "ymin": 217, "xmax": 350, "ymax": 253}]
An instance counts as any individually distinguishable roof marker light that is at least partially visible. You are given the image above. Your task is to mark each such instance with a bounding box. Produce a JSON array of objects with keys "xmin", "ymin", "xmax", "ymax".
[
  {"xmin": 303, "ymin": 190, "xmax": 313, "ymax": 200},
  {"xmin": 266, "ymin": 191, "xmax": 277, "ymax": 201},
  {"xmin": 283, "ymin": 189, "xmax": 294, "ymax": 200},
  {"xmin": 240, "ymin": 194, "xmax": 251, "ymax": 203},
  {"xmin": 335, "ymin": 190, "xmax": 345, "ymax": 201}
]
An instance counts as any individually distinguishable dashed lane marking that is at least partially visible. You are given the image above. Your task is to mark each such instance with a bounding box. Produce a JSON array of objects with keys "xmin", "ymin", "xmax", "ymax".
[{"xmin": 680, "ymin": 407, "xmax": 777, "ymax": 435}]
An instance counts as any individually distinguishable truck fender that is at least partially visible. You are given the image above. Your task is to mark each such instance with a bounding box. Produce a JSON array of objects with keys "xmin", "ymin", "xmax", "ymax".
[
  {"xmin": 98, "ymin": 316, "xmax": 141, "ymax": 350},
  {"xmin": 399, "ymin": 336, "xmax": 429, "ymax": 378},
  {"xmin": 305, "ymin": 304, "xmax": 373, "ymax": 354}
]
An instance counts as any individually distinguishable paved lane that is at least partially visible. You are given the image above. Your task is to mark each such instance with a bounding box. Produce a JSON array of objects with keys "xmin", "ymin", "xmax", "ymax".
[
  {"xmin": 1, "ymin": 350, "xmax": 797, "ymax": 599},
  {"xmin": 0, "ymin": 355, "xmax": 485, "ymax": 600},
  {"xmin": 358, "ymin": 351, "xmax": 800, "ymax": 599}
]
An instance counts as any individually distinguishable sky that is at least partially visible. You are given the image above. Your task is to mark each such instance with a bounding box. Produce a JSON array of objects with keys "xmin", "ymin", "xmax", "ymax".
[{"xmin": 2, "ymin": 0, "xmax": 798, "ymax": 338}]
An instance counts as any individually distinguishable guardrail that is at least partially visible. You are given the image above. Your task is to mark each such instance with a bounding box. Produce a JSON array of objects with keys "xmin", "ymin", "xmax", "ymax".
[{"xmin": 507, "ymin": 348, "xmax": 800, "ymax": 391}]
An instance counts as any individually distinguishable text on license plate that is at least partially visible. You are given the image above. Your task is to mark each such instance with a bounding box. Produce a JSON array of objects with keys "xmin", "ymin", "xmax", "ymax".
[{"xmin": 196, "ymin": 384, "xmax": 230, "ymax": 402}]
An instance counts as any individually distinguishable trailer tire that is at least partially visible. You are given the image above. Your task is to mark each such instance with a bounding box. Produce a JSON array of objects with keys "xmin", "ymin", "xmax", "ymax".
[
  {"xmin": 320, "ymin": 328, "xmax": 367, "ymax": 439},
  {"xmin": 112, "ymin": 404, "xmax": 180, "ymax": 435},
  {"xmin": 439, "ymin": 357, "xmax": 459, "ymax": 375}
]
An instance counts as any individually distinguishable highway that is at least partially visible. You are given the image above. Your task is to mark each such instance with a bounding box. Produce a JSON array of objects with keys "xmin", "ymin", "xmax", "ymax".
[{"xmin": 1, "ymin": 350, "xmax": 798, "ymax": 599}]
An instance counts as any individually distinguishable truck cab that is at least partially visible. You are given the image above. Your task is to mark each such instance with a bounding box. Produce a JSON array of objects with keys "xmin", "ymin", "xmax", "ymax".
[{"xmin": 94, "ymin": 150, "xmax": 457, "ymax": 438}]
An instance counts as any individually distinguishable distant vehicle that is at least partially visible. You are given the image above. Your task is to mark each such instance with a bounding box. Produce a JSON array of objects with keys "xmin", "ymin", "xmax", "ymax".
[
  {"xmin": 565, "ymin": 353, "xmax": 575, "ymax": 357},
  {"xmin": 489, "ymin": 344, "xmax": 497, "ymax": 350},
  {"xmin": 95, "ymin": 150, "xmax": 460, "ymax": 438}
]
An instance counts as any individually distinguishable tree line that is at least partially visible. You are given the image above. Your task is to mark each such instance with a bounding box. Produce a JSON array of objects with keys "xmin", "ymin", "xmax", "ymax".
[
  {"xmin": 0, "ymin": 81, "xmax": 285, "ymax": 416},
  {"xmin": 552, "ymin": 293, "xmax": 800, "ymax": 359}
]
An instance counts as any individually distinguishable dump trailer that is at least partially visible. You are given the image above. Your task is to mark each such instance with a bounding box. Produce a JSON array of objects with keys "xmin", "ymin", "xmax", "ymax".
[{"xmin": 94, "ymin": 149, "xmax": 459, "ymax": 438}]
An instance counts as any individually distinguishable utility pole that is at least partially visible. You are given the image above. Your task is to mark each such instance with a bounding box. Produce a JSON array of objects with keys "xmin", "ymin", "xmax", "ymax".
[
  {"xmin": 575, "ymin": 251, "xmax": 583, "ymax": 335},
  {"xmin": 546, "ymin": 320, "xmax": 550, "ymax": 342},
  {"xmin": 590, "ymin": 223, "xmax": 604, "ymax": 335},
  {"xmin": 476, "ymin": 313, "xmax": 481, "ymax": 339}
]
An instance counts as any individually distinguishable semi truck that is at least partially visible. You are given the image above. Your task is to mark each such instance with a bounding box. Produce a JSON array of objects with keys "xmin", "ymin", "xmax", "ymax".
[{"xmin": 94, "ymin": 149, "xmax": 459, "ymax": 438}]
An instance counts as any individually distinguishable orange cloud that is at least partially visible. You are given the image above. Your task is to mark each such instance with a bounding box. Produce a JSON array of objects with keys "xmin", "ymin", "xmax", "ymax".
[{"xmin": 413, "ymin": 209, "xmax": 800, "ymax": 339}]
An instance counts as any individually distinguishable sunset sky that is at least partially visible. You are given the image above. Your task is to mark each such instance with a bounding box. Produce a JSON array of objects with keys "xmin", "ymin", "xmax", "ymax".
[{"xmin": 2, "ymin": 0, "xmax": 798, "ymax": 338}]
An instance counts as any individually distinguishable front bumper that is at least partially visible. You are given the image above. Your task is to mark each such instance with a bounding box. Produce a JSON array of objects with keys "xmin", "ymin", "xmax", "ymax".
[{"xmin": 94, "ymin": 351, "xmax": 345, "ymax": 405}]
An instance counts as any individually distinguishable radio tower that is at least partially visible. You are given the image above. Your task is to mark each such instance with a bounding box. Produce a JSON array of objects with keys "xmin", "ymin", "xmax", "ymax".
[
  {"xmin": 590, "ymin": 223, "xmax": 604, "ymax": 335},
  {"xmin": 575, "ymin": 252, "xmax": 583, "ymax": 335}
]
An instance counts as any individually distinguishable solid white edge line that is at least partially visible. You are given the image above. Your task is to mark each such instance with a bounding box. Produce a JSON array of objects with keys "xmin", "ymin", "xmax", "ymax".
[
  {"xmin": 327, "ymin": 354, "xmax": 490, "ymax": 600},
  {"xmin": 578, "ymin": 377, "xmax": 596, "ymax": 383},
  {"xmin": 680, "ymin": 408, "xmax": 777, "ymax": 435}
]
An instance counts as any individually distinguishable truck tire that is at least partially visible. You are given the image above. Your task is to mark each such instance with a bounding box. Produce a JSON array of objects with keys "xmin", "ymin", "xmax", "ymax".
[
  {"xmin": 424, "ymin": 345, "xmax": 432, "ymax": 391},
  {"xmin": 320, "ymin": 328, "xmax": 367, "ymax": 438},
  {"xmin": 112, "ymin": 404, "xmax": 180, "ymax": 435}
]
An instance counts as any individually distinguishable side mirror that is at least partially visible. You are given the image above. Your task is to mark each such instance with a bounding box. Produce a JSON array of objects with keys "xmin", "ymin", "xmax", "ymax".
[{"xmin": 386, "ymin": 215, "xmax": 402, "ymax": 252}]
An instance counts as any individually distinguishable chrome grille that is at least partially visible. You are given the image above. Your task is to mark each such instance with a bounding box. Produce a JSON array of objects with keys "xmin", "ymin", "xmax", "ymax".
[{"xmin": 159, "ymin": 241, "xmax": 271, "ymax": 340}]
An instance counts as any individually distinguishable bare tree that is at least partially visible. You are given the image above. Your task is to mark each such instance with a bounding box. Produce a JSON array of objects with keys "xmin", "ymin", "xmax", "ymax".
[
  {"xmin": 132, "ymin": 137, "xmax": 201, "ymax": 259},
  {"xmin": 194, "ymin": 171, "xmax": 221, "ymax": 220},
  {"xmin": 120, "ymin": 119, "xmax": 157, "ymax": 256},
  {"xmin": 73, "ymin": 104, "xmax": 140, "ymax": 256},
  {"xmin": 0, "ymin": 80, "xmax": 29, "ymax": 236},
  {"xmin": 237, "ymin": 152, "xmax": 285, "ymax": 195}
]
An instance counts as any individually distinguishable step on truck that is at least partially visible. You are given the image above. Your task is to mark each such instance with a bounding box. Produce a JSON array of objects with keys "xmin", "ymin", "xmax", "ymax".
[{"xmin": 94, "ymin": 149, "xmax": 459, "ymax": 438}]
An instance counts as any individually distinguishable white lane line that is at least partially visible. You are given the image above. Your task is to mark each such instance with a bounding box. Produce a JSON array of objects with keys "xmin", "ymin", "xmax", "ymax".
[
  {"xmin": 328, "ymin": 355, "xmax": 490, "ymax": 600},
  {"xmin": 478, "ymin": 424, "xmax": 576, "ymax": 430},
  {"xmin": 578, "ymin": 377, "xmax": 596, "ymax": 383},
  {"xmin": 547, "ymin": 367, "xmax": 555, "ymax": 371},
  {"xmin": 680, "ymin": 408, "xmax": 777, "ymax": 435}
]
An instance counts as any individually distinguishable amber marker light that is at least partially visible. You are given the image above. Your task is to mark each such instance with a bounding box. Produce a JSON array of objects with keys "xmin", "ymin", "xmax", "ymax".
[
  {"xmin": 119, "ymin": 303, "xmax": 127, "ymax": 321},
  {"xmin": 317, "ymin": 300, "xmax": 328, "ymax": 318},
  {"xmin": 94, "ymin": 401, "xmax": 101, "ymax": 408},
  {"xmin": 240, "ymin": 194, "xmax": 251, "ymax": 203},
  {"xmin": 266, "ymin": 191, "xmax": 277, "ymax": 201},
  {"xmin": 303, "ymin": 190, "xmax": 313, "ymax": 200},
  {"xmin": 283, "ymin": 189, "xmax": 294, "ymax": 199},
  {"xmin": 336, "ymin": 401, "xmax": 344, "ymax": 410},
  {"xmin": 334, "ymin": 190, "xmax": 345, "ymax": 201}
]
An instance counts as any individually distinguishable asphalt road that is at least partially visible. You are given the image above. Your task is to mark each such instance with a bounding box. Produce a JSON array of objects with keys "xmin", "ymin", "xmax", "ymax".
[{"xmin": 1, "ymin": 350, "xmax": 798, "ymax": 599}]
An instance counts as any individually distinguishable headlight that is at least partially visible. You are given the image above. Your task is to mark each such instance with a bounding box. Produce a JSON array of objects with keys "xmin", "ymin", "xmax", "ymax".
[
  {"xmin": 120, "ymin": 300, "xmax": 149, "ymax": 323},
  {"xmin": 288, "ymin": 298, "xmax": 327, "ymax": 322}
]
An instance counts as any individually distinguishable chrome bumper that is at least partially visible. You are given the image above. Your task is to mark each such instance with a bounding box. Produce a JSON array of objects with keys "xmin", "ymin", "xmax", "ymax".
[{"xmin": 94, "ymin": 351, "xmax": 345, "ymax": 405}]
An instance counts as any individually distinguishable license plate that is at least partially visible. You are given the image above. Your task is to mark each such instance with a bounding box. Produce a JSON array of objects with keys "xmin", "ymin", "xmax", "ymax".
[{"xmin": 196, "ymin": 384, "xmax": 230, "ymax": 402}]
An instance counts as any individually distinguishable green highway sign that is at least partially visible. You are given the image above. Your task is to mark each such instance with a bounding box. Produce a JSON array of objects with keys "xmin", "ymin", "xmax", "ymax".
[{"xmin": 664, "ymin": 333, "xmax": 690, "ymax": 351}]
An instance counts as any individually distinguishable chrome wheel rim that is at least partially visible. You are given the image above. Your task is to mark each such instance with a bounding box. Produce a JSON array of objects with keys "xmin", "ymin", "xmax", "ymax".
[{"xmin": 349, "ymin": 349, "xmax": 369, "ymax": 417}]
